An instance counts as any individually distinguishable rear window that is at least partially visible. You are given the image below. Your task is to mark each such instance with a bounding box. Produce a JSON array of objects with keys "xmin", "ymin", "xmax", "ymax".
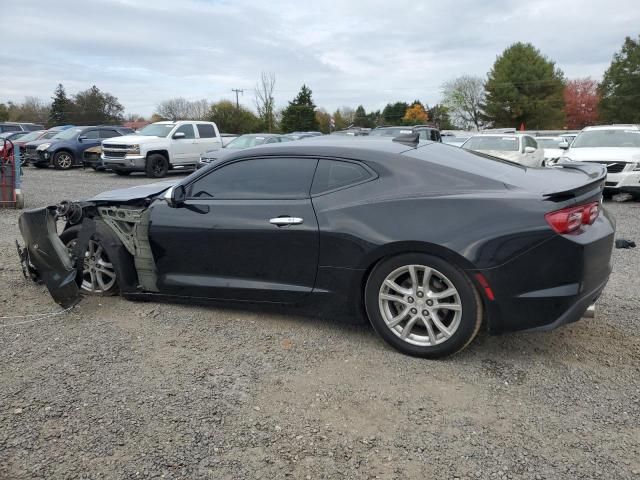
[
  {"xmin": 572, "ymin": 129, "xmax": 640, "ymax": 148},
  {"xmin": 311, "ymin": 160, "xmax": 373, "ymax": 195},
  {"xmin": 197, "ymin": 124, "xmax": 217, "ymax": 138},
  {"xmin": 463, "ymin": 136, "xmax": 519, "ymax": 152}
]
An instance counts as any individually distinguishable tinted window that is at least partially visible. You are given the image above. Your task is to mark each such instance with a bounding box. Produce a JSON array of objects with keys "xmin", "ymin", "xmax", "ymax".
[
  {"xmin": 189, "ymin": 157, "xmax": 317, "ymax": 200},
  {"xmin": 0, "ymin": 125, "xmax": 21, "ymax": 132},
  {"xmin": 82, "ymin": 130, "xmax": 100, "ymax": 140},
  {"xmin": 175, "ymin": 124, "xmax": 195, "ymax": 139},
  {"xmin": 311, "ymin": 160, "xmax": 372, "ymax": 195},
  {"xmin": 197, "ymin": 124, "xmax": 217, "ymax": 138},
  {"xmin": 100, "ymin": 129, "xmax": 121, "ymax": 139}
]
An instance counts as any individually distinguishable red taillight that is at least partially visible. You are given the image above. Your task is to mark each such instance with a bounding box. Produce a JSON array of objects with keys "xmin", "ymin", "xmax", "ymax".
[{"xmin": 544, "ymin": 201, "xmax": 600, "ymax": 234}]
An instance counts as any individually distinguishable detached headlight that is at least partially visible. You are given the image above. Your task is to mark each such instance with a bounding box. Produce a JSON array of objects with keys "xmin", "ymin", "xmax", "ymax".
[
  {"xmin": 37, "ymin": 143, "xmax": 51, "ymax": 151},
  {"xmin": 127, "ymin": 144, "xmax": 140, "ymax": 154}
]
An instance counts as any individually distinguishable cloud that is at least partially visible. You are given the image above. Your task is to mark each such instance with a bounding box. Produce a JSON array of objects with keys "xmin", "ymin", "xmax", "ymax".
[{"xmin": 1, "ymin": 0, "xmax": 638, "ymax": 115}]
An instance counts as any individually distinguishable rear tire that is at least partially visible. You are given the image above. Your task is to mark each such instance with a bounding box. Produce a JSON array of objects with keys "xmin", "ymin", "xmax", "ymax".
[
  {"xmin": 145, "ymin": 154, "xmax": 169, "ymax": 178},
  {"xmin": 364, "ymin": 253, "xmax": 482, "ymax": 358}
]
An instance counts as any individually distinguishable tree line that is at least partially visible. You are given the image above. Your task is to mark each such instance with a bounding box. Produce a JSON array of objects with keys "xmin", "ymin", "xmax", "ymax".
[{"xmin": 1, "ymin": 35, "xmax": 638, "ymax": 133}]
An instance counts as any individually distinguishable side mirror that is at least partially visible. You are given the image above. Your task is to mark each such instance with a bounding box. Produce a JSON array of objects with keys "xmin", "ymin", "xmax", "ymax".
[
  {"xmin": 167, "ymin": 184, "xmax": 186, "ymax": 207},
  {"xmin": 173, "ymin": 132, "xmax": 186, "ymax": 139},
  {"xmin": 558, "ymin": 141, "xmax": 569, "ymax": 150},
  {"xmin": 524, "ymin": 146, "xmax": 536, "ymax": 154}
]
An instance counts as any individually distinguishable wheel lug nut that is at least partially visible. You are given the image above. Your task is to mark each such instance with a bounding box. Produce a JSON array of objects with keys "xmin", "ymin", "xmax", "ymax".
[
  {"xmin": 422, "ymin": 310, "xmax": 429, "ymax": 316},
  {"xmin": 417, "ymin": 291, "xmax": 423, "ymax": 298},
  {"xmin": 410, "ymin": 308, "xmax": 418, "ymax": 314},
  {"xmin": 408, "ymin": 297, "xmax": 414, "ymax": 303},
  {"xmin": 426, "ymin": 300, "xmax": 433, "ymax": 306}
]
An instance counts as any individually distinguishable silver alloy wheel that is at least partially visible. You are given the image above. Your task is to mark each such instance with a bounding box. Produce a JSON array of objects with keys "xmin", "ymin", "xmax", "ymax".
[
  {"xmin": 57, "ymin": 152, "xmax": 72, "ymax": 169},
  {"xmin": 66, "ymin": 239, "xmax": 117, "ymax": 293},
  {"xmin": 378, "ymin": 264, "xmax": 462, "ymax": 347}
]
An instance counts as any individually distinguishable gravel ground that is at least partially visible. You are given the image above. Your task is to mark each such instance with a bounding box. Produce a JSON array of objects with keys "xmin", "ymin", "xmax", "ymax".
[{"xmin": 1, "ymin": 168, "xmax": 639, "ymax": 480}]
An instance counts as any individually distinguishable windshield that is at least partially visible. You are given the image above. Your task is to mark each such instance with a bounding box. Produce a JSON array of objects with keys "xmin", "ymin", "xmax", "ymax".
[
  {"xmin": 52, "ymin": 128, "xmax": 83, "ymax": 140},
  {"xmin": 138, "ymin": 123, "xmax": 175, "ymax": 137},
  {"xmin": 369, "ymin": 127, "xmax": 414, "ymax": 137},
  {"xmin": 463, "ymin": 136, "xmax": 519, "ymax": 152},
  {"xmin": 572, "ymin": 129, "xmax": 640, "ymax": 148},
  {"xmin": 226, "ymin": 135, "xmax": 269, "ymax": 149},
  {"xmin": 536, "ymin": 138, "xmax": 563, "ymax": 148}
]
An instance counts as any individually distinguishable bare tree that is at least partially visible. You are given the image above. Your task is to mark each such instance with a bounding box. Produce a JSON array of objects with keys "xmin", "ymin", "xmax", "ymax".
[
  {"xmin": 155, "ymin": 98, "xmax": 192, "ymax": 120},
  {"xmin": 441, "ymin": 76, "xmax": 486, "ymax": 130},
  {"xmin": 188, "ymin": 99, "xmax": 211, "ymax": 120},
  {"xmin": 255, "ymin": 72, "xmax": 276, "ymax": 132}
]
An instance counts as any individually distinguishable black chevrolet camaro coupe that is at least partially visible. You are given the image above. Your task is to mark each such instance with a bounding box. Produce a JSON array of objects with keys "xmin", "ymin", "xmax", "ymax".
[{"xmin": 18, "ymin": 136, "xmax": 614, "ymax": 358}]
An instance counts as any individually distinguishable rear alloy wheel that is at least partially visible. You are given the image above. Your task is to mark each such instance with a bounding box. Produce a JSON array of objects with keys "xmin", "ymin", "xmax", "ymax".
[
  {"xmin": 53, "ymin": 151, "xmax": 73, "ymax": 170},
  {"xmin": 63, "ymin": 236, "xmax": 118, "ymax": 295},
  {"xmin": 145, "ymin": 154, "xmax": 169, "ymax": 178},
  {"xmin": 365, "ymin": 253, "xmax": 482, "ymax": 358}
]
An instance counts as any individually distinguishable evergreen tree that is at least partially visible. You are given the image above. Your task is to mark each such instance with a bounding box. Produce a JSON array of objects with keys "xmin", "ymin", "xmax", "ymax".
[
  {"xmin": 280, "ymin": 84, "xmax": 319, "ymax": 132},
  {"xmin": 428, "ymin": 104, "xmax": 455, "ymax": 130},
  {"xmin": 599, "ymin": 36, "xmax": 640, "ymax": 123},
  {"xmin": 49, "ymin": 84, "xmax": 72, "ymax": 126},
  {"xmin": 382, "ymin": 102, "xmax": 408, "ymax": 125},
  {"xmin": 483, "ymin": 42, "xmax": 565, "ymax": 129}
]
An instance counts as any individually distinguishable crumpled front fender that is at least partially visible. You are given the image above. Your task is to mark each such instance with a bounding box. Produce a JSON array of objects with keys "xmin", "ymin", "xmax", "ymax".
[{"xmin": 18, "ymin": 207, "xmax": 81, "ymax": 308}]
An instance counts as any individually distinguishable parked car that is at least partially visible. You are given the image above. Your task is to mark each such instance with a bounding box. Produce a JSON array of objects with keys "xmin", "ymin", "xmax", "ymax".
[
  {"xmin": 462, "ymin": 134, "xmax": 545, "ymax": 167},
  {"xmin": 18, "ymin": 136, "xmax": 613, "ymax": 358},
  {"xmin": 0, "ymin": 122, "xmax": 44, "ymax": 133},
  {"xmin": 535, "ymin": 136, "xmax": 567, "ymax": 165},
  {"xmin": 101, "ymin": 121, "xmax": 222, "ymax": 178},
  {"xmin": 558, "ymin": 124, "xmax": 640, "ymax": 197},
  {"xmin": 289, "ymin": 131, "xmax": 323, "ymax": 137},
  {"xmin": 370, "ymin": 126, "xmax": 442, "ymax": 142},
  {"xmin": 0, "ymin": 131, "xmax": 27, "ymax": 141},
  {"xmin": 33, "ymin": 126, "xmax": 134, "ymax": 170},
  {"xmin": 197, "ymin": 133, "xmax": 292, "ymax": 169},
  {"xmin": 22, "ymin": 126, "xmax": 75, "ymax": 165}
]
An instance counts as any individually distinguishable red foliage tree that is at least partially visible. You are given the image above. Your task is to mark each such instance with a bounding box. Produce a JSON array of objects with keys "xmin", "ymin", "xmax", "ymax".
[{"xmin": 564, "ymin": 78, "xmax": 599, "ymax": 129}]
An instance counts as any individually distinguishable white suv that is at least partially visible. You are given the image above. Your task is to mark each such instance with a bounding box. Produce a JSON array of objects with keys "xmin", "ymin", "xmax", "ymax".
[
  {"xmin": 102, "ymin": 121, "xmax": 222, "ymax": 178},
  {"xmin": 559, "ymin": 125, "xmax": 640, "ymax": 197}
]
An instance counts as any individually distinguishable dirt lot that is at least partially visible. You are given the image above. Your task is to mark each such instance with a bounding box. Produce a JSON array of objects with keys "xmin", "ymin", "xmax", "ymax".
[{"xmin": 1, "ymin": 168, "xmax": 639, "ymax": 479}]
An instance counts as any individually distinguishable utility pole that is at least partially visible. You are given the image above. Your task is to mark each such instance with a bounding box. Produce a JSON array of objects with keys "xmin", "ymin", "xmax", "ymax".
[{"xmin": 231, "ymin": 88, "xmax": 244, "ymax": 109}]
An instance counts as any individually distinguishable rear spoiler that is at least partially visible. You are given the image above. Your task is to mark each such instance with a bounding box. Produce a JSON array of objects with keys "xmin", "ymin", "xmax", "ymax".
[{"xmin": 543, "ymin": 162, "xmax": 607, "ymax": 201}]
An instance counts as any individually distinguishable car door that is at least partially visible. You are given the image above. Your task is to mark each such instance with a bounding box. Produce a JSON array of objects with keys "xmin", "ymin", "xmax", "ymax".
[
  {"xmin": 149, "ymin": 156, "xmax": 320, "ymax": 302},
  {"xmin": 195, "ymin": 123, "xmax": 222, "ymax": 154},
  {"xmin": 170, "ymin": 123, "xmax": 198, "ymax": 165},
  {"xmin": 76, "ymin": 129, "xmax": 101, "ymax": 159}
]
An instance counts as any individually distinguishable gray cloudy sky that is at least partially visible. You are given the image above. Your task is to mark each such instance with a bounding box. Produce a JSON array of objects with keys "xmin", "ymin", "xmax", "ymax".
[{"xmin": 2, "ymin": 0, "xmax": 638, "ymax": 116}]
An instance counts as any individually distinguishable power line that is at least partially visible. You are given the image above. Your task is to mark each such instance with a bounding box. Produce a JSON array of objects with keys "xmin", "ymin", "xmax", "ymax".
[{"xmin": 231, "ymin": 88, "xmax": 244, "ymax": 109}]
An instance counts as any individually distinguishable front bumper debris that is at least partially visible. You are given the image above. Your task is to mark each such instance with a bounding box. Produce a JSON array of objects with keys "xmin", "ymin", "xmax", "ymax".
[{"xmin": 18, "ymin": 207, "xmax": 81, "ymax": 308}]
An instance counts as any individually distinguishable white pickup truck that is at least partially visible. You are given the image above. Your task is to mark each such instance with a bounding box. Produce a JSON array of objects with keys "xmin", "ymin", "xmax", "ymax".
[{"xmin": 101, "ymin": 121, "xmax": 223, "ymax": 178}]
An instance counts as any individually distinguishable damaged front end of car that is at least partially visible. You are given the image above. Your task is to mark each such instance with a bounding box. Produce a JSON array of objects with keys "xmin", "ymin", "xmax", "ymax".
[{"xmin": 17, "ymin": 182, "xmax": 174, "ymax": 308}]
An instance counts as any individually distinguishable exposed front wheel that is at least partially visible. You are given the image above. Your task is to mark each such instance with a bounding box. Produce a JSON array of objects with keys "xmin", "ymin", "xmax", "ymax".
[
  {"xmin": 60, "ymin": 227, "xmax": 118, "ymax": 295},
  {"xmin": 365, "ymin": 253, "xmax": 482, "ymax": 358},
  {"xmin": 53, "ymin": 151, "xmax": 74, "ymax": 170},
  {"xmin": 145, "ymin": 154, "xmax": 169, "ymax": 178}
]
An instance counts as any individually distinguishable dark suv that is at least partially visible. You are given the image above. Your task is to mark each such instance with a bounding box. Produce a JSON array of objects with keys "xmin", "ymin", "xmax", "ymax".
[
  {"xmin": 33, "ymin": 126, "xmax": 134, "ymax": 170},
  {"xmin": 0, "ymin": 122, "xmax": 45, "ymax": 133},
  {"xmin": 369, "ymin": 125, "xmax": 442, "ymax": 142}
]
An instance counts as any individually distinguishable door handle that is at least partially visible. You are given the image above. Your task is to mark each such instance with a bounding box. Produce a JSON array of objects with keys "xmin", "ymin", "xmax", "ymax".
[{"xmin": 269, "ymin": 217, "xmax": 303, "ymax": 226}]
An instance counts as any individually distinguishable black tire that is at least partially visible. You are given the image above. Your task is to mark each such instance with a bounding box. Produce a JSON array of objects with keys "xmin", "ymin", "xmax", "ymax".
[
  {"xmin": 145, "ymin": 154, "xmax": 169, "ymax": 178},
  {"xmin": 59, "ymin": 226, "xmax": 119, "ymax": 296},
  {"xmin": 364, "ymin": 253, "xmax": 482, "ymax": 358},
  {"xmin": 114, "ymin": 170, "xmax": 132, "ymax": 176},
  {"xmin": 53, "ymin": 151, "xmax": 74, "ymax": 170}
]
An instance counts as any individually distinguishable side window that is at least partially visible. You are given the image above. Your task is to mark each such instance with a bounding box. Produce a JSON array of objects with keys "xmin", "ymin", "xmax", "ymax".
[
  {"xmin": 188, "ymin": 157, "xmax": 317, "ymax": 200},
  {"xmin": 3, "ymin": 125, "xmax": 21, "ymax": 132},
  {"xmin": 175, "ymin": 124, "xmax": 195, "ymax": 139},
  {"xmin": 197, "ymin": 124, "xmax": 217, "ymax": 138},
  {"xmin": 83, "ymin": 130, "xmax": 100, "ymax": 140},
  {"xmin": 100, "ymin": 129, "xmax": 120, "ymax": 139},
  {"xmin": 311, "ymin": 159, "xmax": 373, "ymax": 195},
  {"xmin": 265, "ymin": 137, "xmax": 279, "ymax": 144},
  {"xmin": 525, "ymin": 136, "xmax": 537, "ymax": 149}
]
